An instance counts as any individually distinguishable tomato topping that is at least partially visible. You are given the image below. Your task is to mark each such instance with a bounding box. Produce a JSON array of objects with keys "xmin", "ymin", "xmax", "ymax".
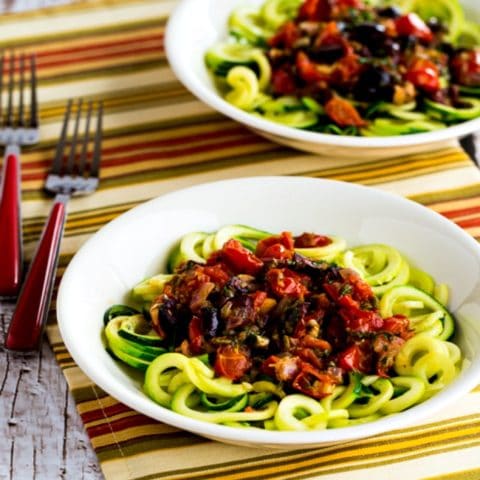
[
  {"xmin": 294, "ymin": 232, "xmax": 331, "ymax": 248},
  {"xmin": 338, "ymin": 344, "xmax": 370, "ymax": 373},
  {"xmin": 451, "ymin": 49, "xmax": 480, "ymax": 87},
  {"xmin": 262, "ymin": 243, "xmax": 293, "ymax": 260},
  {"xmin": 405, "ymin": 57, "xmax": 440, "ymax": 93},
  {"xmin": 299, "ymin": 0, "xmax": 363, "ymax": 21},
  {"xmin": 266, "ymin": 268, "xmax": 309, "ymax": 298},
  {"xmin": 395, "ymin": 13, "xmax": 433, "ymax": 42},
  {"xmin": 188, "ymin": 315, "xmax": 204, "ymax": 355},
  {"xmin": 382, "ymin": 314, "xmax": 413, "ymax": 340},
  {"xmin": 256, "ymin": 232, "xmax": 294, "ymax": 258},
  {"xmin": 341, "ymin": 269, "xmax": 375, "ymax": 302},
  {"xmin": 324, "ymin": 96, "xmax": 367, "ymax": 127},
  {"xmin": 292, "ymin": 363, "xmax": 338, "ymax": 399},
  {"xmin": 214, "ymin": 345, "xmax": 252, "ymax": 381},
  {"xmin": 251, "ymin": 291, "xmax": 268, "ymax": 310},
  {"xmin": 203, "ymin": 264, "xmax": 230, "ymax": 286},
  {"xmin": 331, "ymin": 53, "xmax": 362, "ymax": 86},
  {"xmin": 296, "ymin": 51, "xmax": 328, "ymax": 83},
  {"xmin": 298, "ymin": 0, "xmax": 332, "ymax": 21},
  {"xmin": 339, "ymin": 304, "xmax": 384, "ymax": 332},
  {"xmin": 314, "ymin": 21, "xmax": 341, "ymax": 47},
  {"xmin": 221, "ymin": 239, "xmax": 264, "ymax": 275},
  {"xmin": 268, "ymin": 20, "xmax": 300, "ymax": 48},
  {"xmin": 271, "ymin": 68, "xmax": 297, "ymax": 95}
]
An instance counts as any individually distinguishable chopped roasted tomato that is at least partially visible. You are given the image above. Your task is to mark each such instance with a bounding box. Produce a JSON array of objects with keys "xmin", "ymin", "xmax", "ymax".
[
  {"xmin": 405, "ymin": 57, "xmax": 440, "ymax": 93},
  {"xmin": 340, "ymin": 269, "xmax": 375, "ymax": 302},
  {"xmin": 271, "ymin": 68, "xmax": 297, "ymax": 95},
  {"xmin": 188, "ymin": 315, "xmax": 204, "ymax": 354},
  {"xmin": 299, "ymin": 0, "xmax": 363, "ymax": 21},
  {"xmin": 382, "ymin": 314, "xmax": 413, "ymax": 340},
  {"xmin": 314, "ymin": 21, "xmax": 341, "ymax": 48},
  {"xmin": 214, "ymin": 345, "xmax": 252, "ymax": 381},
  {"xmin": 203, "ymin": 264, "xmax": 230, "ymax": 286},
  {"xmin": 251, "ymin": 291, "xmax": 268, "ymax": 310},
  {"xmin": 256, "ymin": 232, "xmax": 294, "ymax": 256},
  {"xmin": 266, "ymin": 268, "xmax": 309, "ymax": 298},
  {"xmin": 324, "ymin": 96, "xmax": 367, "ymax": 127},
  {"xmin": 451, "ymin": 49, "xmax": 480, "ymax": 87},
  {"xmin": 331, "ymin": 53, "xmax": 362, "ymax": 86},
  {"xmin": 395, "ymin": 13, "xmax": 433, "ymax": 42},
  {"xmin": 268, "ymin": 20, "xmax": 300, "ymax": 48},
  {"xmin": 263, "ymin": 243, "xmax": 294, "ymax": 260},
  {"xmin": 256, "ymin": 231, "xmax": 294, "ymax": 260},
  {"xmin": 323, "ymin": 269, "xmax": 374, "ymax": 305},
  {"xmin": 296, "ymin": 51, "xmax": 328, "ymax": 83},
  {"xmin": 339, "ymin": 304, "xmax": 384, "ymax": 332},
  {"xmin": 338, "ymin": 344, "xmax": 370, "ymax": 373},
  {"xmin": 294, "ymin": 232, "xmax": 331, "ymax": 248},
  {"xmin": 221, "ymin": 239, "xmax": 264, "ymax": 275},
  {"xmin": 292, "ymin": 363, "xmax": 338, "ymax": 399},
  {"xmin": 298, "ymin": 0, "xmax": 332, "ymax": 21}
]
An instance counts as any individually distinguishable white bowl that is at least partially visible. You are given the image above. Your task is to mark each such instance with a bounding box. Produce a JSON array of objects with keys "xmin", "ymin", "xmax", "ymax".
[
  {"xmin": 165, "ymin": 0, "xmax": 480, "ymax": 160},
  {"xmin": 57, "ymin": 176, "xmax": 480, "ymax": 449}
]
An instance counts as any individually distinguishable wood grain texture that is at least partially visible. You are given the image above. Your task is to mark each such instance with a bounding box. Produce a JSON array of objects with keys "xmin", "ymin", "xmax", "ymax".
[{"xmin": 0, "ymin": 303, "xmax": 104, "ymax": 480}]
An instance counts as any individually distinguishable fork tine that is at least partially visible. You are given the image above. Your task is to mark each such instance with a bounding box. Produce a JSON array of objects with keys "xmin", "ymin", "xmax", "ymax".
[
  {"xmin": 90, "ymin": 101, "xmax": 103, "ymax": 178},
  {"xmin": 29, "ymin": 53, "xmax": 38, "ymax": 128},
  {"xmin": 6, "ymin": 52, "xmax": 14, "ymax": 127},
  {"xmin": 51, "ymin": 98, "xmax": 73, "ymax": 175},
  {"xmin": 65, "ymin": 98, "xmax": 83, "ymax": 175},
  {"xmin": 18, "ymin": 53, "xmax": 25, "ymax": 127},
  {"xmin": 77, "ymin": 100, "xmax": 93, "ymax": 175}
]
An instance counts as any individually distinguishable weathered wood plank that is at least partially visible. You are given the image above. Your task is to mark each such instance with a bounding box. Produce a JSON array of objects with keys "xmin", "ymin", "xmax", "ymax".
[{"xmin": 0, "ymin": 304, "xmax": 103, "ymax": 480}]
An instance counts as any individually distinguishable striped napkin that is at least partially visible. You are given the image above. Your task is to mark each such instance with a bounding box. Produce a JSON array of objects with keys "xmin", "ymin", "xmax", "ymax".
[{"xmin": 5, "ymin": 0, "xmax": 480, "ymax": 478}]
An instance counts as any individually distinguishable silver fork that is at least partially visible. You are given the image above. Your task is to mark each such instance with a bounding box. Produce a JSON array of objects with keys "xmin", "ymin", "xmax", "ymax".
[
  {"xmin": 5, "ymin": 98, "xmax": 103, "ymax": 351},
  {"xmin": 0, "ymin": 52, "xmax": 39, "ymax": 297}
]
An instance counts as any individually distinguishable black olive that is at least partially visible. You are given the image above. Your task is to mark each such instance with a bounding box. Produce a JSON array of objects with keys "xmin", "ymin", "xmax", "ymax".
[
  {"xmin": 427, "ymin": 17, "xmax": 448, "ymax": 34},
  {"xmin": 310, "ymin": 43, "xmax": 345, "ymax": 64},
  {"xmin": 439, "ymin": 42, "xmax": 455, "ymax": 56},
  {"xmin": 397, "ymin": 34, "xmax": 418, "ymax": 51},
  {"xmin": 202, "ymin": 306, "xmax": 220, "ymax": 338},
  {"xmin": 353, "ymin": 66, "xmax": 394, "ymax": 102},
  {"xmin": 349, "ymin": 22, "xmax": 387, "ymax": 53},
  {"xmin": 376, "ymin": 6, "xmax": 401, "ymax": 18},
  {"xmin": 372, "ymin": 38, "xmax": 401, "ymax": 59}
]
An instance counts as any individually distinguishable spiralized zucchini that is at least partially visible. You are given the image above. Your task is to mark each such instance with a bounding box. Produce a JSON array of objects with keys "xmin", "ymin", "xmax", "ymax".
[{"xmin": 104, "ymin": 226, "xmax": 464, "ymax": 432}]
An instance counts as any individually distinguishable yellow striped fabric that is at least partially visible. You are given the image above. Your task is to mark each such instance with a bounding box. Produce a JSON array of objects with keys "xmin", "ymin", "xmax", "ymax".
[{"xmin": 6, "ymin": 0, "xmax": 480, "ymax": 478}]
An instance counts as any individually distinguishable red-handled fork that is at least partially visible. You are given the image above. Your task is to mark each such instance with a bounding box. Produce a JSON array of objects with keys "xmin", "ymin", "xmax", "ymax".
[
  {"xmin": 5, "ymin": 98, "xmax": 103, "ymax": 351},
  {"xmin": 0, "ymin": 52, "xmax": 39, "ymax": 297}
]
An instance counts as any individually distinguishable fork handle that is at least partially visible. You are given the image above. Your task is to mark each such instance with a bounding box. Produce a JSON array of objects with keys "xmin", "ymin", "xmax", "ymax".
[
  {"xmin": 0, "ymin": 146, "xmax": 23, "ymax": 297},
  {"xmin": 5, "ymin": 196, "xmax": 67, "ymax": 351}
]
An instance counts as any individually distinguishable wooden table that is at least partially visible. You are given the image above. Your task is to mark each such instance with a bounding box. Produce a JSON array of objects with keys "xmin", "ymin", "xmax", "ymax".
[
  {"xmin": 0, "ymin": 304, "xmax": 103, "ymax": 479},
  {"xmin": 0, "ymin": 1, "xmax": 478, "ymax": 479}
]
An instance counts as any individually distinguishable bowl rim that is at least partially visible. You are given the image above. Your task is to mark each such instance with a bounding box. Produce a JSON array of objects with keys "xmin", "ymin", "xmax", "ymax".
[
  {"xmin": 164, "ymin": 0, "xmax": 480, "ymax": 150},
  {"xmin": 57, "ymin": 176, "xmax": 480, "ymax": 447}
]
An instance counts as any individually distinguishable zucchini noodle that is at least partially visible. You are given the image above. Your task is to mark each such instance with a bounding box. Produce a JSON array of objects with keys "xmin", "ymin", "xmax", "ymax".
[
  {"xmin": 260, "ymin": 0, "xmax": 304, "ymax": 30},
  {"xmin": 226, "ymin": 66, "xmax": 261, "ymax": 110},
  {"xmin": 104, "ymin": 225, "xmax": 465, "ymax": 431}
]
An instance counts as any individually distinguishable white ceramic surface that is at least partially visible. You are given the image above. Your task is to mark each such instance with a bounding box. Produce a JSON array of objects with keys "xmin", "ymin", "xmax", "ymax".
[
  {"xmin": 57, "ymin": 176, "xmax": 480, "ymax": 449},
  {"xmin": 165, "ymin": 0, "xmax": 480, "ymax": 159}
]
